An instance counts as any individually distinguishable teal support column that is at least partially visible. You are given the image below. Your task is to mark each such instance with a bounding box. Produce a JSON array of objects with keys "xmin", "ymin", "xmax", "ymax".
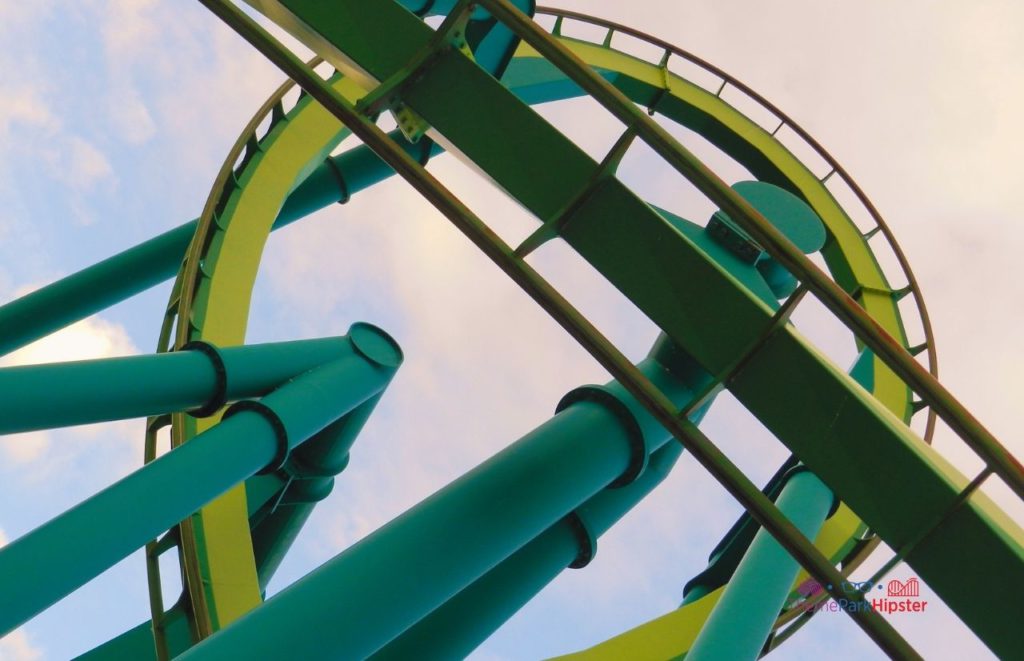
[
  {"xmin": 0, "ymin": 331, "xmax": 387, "ymax": 434},
  {"xmin": 680, "ymin": 351, "xmax": 874, "ymax": 608},
  {"xmin": 686, "ymin": 469, "xmax": 834, "ymax": 661},
  {"xmin": 0, "ymin": 222, "xmax": 197, "ymax": 357},
  {"xmin": 0, "ymin": 324, "xmax": 402, "ymax": 636},
  {"xmin": 372, "ymin": 442, "xmax": 688, "ymax": 661},
  {"xmin": 82, "ymin": 413, "xmax": 367, "ymax": 661},
  {"xmin": 251, "ymin": 390, "xmax": 387, "ymax": 590},
  {"xmin": 277, "ymin": 128, "xmax": 439, "ymax": 222},
  {"xmin": 181, "ymin": 341, "xmax": 710, "ymax": 660},
  {"xmin": 251, "ymin": 504, "xmax": 317, "ymax": 590},
  {"xmin": 0, "ymin": 131, "xmax": 433, "ymax": 358},
  {"xmin": 76, "ymin": 605, "xmax": 194, "ymax": 661},
  {"xmin": 81, "ymin": 417, "xmax": 364, "ymax": 660}
]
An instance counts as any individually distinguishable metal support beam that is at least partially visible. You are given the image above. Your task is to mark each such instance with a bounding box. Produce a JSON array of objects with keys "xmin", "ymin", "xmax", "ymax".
[
  {"xmin": 372, "ymin": 443, "xmax": 686, "ymax": 661},
  {"xmin": 0, "ymin": 331, "xmax": 388, "ymax": 434},
  {"xmin": 477, "ymin": 0, "xmax": 1023, "ymax": 507},
  {"xmin": 251, "ymin": 391, "xmax": 388, "ymax": 590},
  {"xmin": 179, "ymin": 349, "xmax": 706, "ymax": 660},
  {"xmin": 686, "ymin": 469, "xmax": 834, "ymax": 661},
  {"xmin": 0, "ymin": 132, "xmax": 434, "ymax": 358},
  {"xmin": 0, "ymin": 324, "xmax": 402, "ymax": 636},
  {"xmin": 0, "ymin": 222, "xmax": 196, "ymax": 357}
]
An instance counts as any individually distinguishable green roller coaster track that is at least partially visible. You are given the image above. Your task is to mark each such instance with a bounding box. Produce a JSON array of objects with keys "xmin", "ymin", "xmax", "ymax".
[{"xmin": 0, "ymin": 2, "xmax": 1021, "ymax": 659}]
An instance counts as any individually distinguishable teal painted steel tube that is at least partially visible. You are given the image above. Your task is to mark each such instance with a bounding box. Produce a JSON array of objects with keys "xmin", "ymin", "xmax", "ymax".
[
  {"xmin": 277, "ymin": 129, "xmax": 439, "ymax": 222},
  {"xmin": 252, "ymin": 503, "xmax": 317, "ymax": 592},
  {"xmin": 372, "ymin": 443, "xmax": 686, "ymax": 661},
  {"xmin": 75, "ymin": 605, "xmax": 194, "ymax": 661},
  {"xmin": 686, "ymin": 470, "xmax": 834, "ymax": 661},
  {"xmin": 182, "ymin": 400, "xmax": 633, "ymax": 660},
  {"xmin": 0, "ymin": 131, "xmax": 431, "ymax": 358},
  {"xmin": 252, "ymin": 391, "xmax": 386, "ymax": 589},
  {"xmin": 0, "ymin": 334, "xmax": 381, "ymax": 434},
  {"xmin": 0, "ymin": 222, "xmax": 197, "ymax": 357},
  {"xmin": 74, "ymin": 619, "xmax": 155, "ymax": 661},
  {"xmin": 181, "ymin": 352, "xmax": 703, "ymax": 660},
  {"xmin": 0, "ymin": 325, "xmax": 401, "ymax": 636},
  {"xmin": 377, "ymin": 509, "xmax": 582, "ymax": 660},
  {"xmin": 679, "ymin": 351, "xmax": 873, "ymax": 608}
]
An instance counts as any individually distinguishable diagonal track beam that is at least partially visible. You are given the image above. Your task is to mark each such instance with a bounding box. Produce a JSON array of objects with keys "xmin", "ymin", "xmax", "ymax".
[{"xmin": 477, "ymin": 0, "xmax": 1024, "ymax": 506}]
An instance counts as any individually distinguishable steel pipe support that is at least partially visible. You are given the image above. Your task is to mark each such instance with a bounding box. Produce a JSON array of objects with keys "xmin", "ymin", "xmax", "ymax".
[{"xmin": 0, "ymin": 324, "xmax": 401, "ymax": 635}]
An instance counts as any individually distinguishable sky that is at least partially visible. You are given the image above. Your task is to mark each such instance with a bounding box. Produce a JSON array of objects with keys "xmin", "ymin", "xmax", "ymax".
[{"xmin": 1, "ymin": 1, "xmax": 1023, "ymax": 659}]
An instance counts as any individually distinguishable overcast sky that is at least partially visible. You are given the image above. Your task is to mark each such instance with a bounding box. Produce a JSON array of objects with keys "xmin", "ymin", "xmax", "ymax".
[{"xmin": 1, "ymin": 1, "xmax": 1022, "ymax": 660}]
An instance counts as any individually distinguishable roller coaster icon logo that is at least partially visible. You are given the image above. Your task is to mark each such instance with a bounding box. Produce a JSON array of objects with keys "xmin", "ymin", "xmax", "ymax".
[{"xmin": 887, "ymin": 577, "xmax": 920, "ymax": 597}]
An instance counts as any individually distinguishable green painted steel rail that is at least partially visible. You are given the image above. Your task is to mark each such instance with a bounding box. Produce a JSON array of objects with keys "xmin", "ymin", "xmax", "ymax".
[
  {"xmin": 537, "ymin": 6, "xmax": 939, "ymax": 443},
  {"xmin": 477, "ymin": 0, "xmax": 1021, "ymax": 506}
]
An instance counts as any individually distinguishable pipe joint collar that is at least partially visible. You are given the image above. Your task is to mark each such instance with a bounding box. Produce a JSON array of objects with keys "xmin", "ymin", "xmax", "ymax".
[
  {"xmin": 566, "ymin": 512, "xmax": 597, "ymax": 569},
  {"xmin": 285, "ymin": 451, "xmax": 350, "ymax": 481},
  {"xmin": 224, "ymin": 400, "xmax": 290, "ymax": 474},
  {"xmin": 557, "ymin": 385, "xmax": 648, "ymax": 488},
  {"xmin": 181, "ymin": 340, "xmax": 228, "ymax": 418}
]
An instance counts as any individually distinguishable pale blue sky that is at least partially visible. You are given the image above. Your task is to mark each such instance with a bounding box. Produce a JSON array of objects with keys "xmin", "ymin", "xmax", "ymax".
[{"xmin": 1, "ymin": 1, "xmax": 1022, "ymax": 659}]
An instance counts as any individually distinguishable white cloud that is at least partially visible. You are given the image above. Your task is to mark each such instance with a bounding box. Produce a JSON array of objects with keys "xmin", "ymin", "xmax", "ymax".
[
  {"xmin": 0, "ymin": 431, "xmax": 51, "ymax": 466},
  {"xmin": 66, "ymin": 138, "xmax": 116, "ymax": 193},
  {"xmin": 99, "ymin": 0, "xmax": 162, "ymax": 62},
  {"xmin": 0, "ymin": 3, "xmax": 52, "ymax": 27},
  {"xmin": 0, "ymin": 629, "xmax": 42, "ymax": 661},
  {"xmin": 89, "ymin": 0, "xmax": 287, "ymax": 178},
  {"xmin": 0, "ymin": 84, "xmax": 60, "ymax": 139},
  {"xmin": 0, "ymin": 315, "xmax": 140, "ymax": 476},
  {"xmin": 40, "ymin": 137, "xmax": 118, "ymax": 202},
  {"xmin": 107, "ymin": 89, "xmax": 156, "ymax": 146},
  {"xmin": 93, "ymin": 0, "xmax": 166, "ymax": 150},
  {"xmin": 0, "ymin": 315, "xmax": 136, "ymax": 368},
  {"xmin": 0, "ymin": 8, "xmax": 61, "ymax": 167}
]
